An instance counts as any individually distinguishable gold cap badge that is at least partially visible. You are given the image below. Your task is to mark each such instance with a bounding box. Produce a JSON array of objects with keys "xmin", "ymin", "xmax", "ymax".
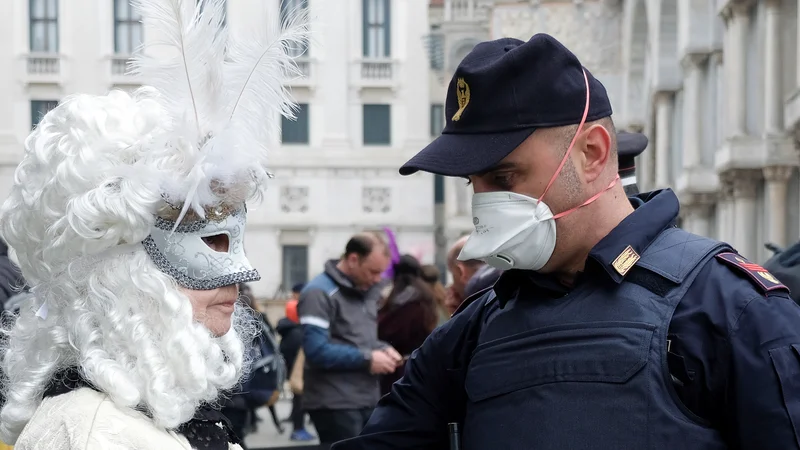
[{"xmin": 452, "ymin": 78, "xmax": 470, "ymax": 122}]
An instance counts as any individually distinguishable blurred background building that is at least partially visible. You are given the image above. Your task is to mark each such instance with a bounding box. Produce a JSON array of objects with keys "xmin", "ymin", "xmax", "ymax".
[{"xmin": 2, "ymin": 0, "xmax": 800, "ymax": 302}]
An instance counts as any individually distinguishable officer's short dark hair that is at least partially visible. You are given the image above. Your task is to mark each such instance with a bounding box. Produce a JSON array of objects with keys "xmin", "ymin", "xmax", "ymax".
[
  {"xmin": 342, "ymin": 232, "xmax": 389, "ymax": 261},
  {"xmin": 553, "ymin": 117, "xmax": 617, "ymax": 159}
]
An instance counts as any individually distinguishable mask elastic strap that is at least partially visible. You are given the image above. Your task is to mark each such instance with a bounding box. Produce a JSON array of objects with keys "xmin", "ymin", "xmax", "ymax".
[
  {"xmin": 538, "ymin": 69, "xmax": 591, "ymax": 206},
  {"xmin": 552, "ymin": 174, "xmax": 619, "ymax": 220}
]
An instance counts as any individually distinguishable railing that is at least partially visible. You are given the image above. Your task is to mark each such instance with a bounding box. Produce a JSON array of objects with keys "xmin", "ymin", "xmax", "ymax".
[
  {"xmin": 26, "ymin": 54, "xmax": 59, "ymax": 75},
  {"xmin": 444, "ymin": 0, "xmax": 478, "ymax": 21},
  {"xmin": 360, "ymin": 59, "xmax": 393, "ymax": 81},
  {"xmin": 111, "ymin": 55, "xmax": 131, "ymax": 76},
  {"xmin": 294, "ymin": 57, "xmax": 311, "ymax": 78}
]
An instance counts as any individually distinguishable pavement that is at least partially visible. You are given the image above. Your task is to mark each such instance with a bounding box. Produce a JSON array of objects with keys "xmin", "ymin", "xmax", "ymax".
[{"xmin": 245, "ymin": 397, "xmax": 322, "ymax": 449}]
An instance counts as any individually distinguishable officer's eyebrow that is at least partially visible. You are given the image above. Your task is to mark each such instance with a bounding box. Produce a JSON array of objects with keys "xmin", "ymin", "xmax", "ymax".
[{"xmin": 474, "ymin": 161, "xmax": 519, "ymax": 176}]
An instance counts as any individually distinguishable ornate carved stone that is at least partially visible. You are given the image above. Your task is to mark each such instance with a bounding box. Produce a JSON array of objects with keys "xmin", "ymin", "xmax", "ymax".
[
  {"xmin": 280, "ymin": 186, "xmax": 309, "ymax": 213},
  {"xmin": 491, "ymin": 2, "xmax": 621, "ymax": 72},
  {"xmin": 730, "ymin": 169, "xmax": 761, "ymax": 199},
  {"xmin": 763, "ymin": 165, "xmax": 794, "ymax": 183},
  {"xmin": 717, "ymin": 171, "xmax": 736, "ymax": 200},
  {"xmin": 362, "ymin": 187, "xmax": 392, "ymax": 213}
]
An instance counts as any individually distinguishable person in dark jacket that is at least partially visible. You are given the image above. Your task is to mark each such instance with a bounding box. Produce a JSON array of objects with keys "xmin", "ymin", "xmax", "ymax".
[
  {"xmin": 377, "ymin": 255, "xmax": 438, "ymax": 396},
  {"xmin": 298, "ymin": 232, "xmax": 400, "ymax": 446},
  {"xmin": 764, "ymin": 241, "xmax": 800, "ymax": 304},
  {"xmin": 0, "ymin": 239, "xmax": 25, "ymax": 311},
  {"xmin": 276, "ymin": 283, "xmax": 315, "ymax": 442}
]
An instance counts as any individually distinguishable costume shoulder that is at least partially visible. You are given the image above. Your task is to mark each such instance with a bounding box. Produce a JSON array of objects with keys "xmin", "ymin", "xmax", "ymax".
[
  {"xmin": 15, "ymin": 388, "xmax": 189, "ymax": 450},
  {"xmin": 15, "ymin": 388, "xmax": 104, "ymax": 449}
]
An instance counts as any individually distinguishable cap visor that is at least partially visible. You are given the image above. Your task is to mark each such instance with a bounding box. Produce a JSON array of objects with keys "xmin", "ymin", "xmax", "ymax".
[
  {"xmin": 617, "ymin": 132, "xmax": 648, "ymax": 157},
  {"xmin": 400, "ymin": 128, "xmax": 536, "ymax": 176}
]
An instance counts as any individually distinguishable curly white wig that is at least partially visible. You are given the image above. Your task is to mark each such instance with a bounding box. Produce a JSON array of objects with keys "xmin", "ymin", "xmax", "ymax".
[{"xmin": 0, "ymin": 89, "xmax": 256, "ymax": 444}]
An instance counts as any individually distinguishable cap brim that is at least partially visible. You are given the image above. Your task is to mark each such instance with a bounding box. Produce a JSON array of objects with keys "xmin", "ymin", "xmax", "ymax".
[
  {"xmin": 399, "ymin": 128, "xmax": 536, "ymax": 176},
  {"xmin": 616, "ymin": 131, "xmax": 648, "ymax": 158}
]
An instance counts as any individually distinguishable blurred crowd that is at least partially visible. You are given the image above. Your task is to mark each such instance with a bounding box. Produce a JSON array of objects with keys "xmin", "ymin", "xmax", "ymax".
[{"xmin": 233, "ymin": 230, "xmax": 506, "ymax": 448}]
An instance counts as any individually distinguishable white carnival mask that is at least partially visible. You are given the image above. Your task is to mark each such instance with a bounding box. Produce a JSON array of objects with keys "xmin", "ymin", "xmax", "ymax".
[{"xmin": 143, "ymin": 207, "xmax": 260, "ymax": 290}]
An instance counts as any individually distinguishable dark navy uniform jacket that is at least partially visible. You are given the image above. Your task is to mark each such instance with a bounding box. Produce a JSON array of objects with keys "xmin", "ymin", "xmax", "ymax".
[{"xmin": 332, "ymin": 189, "xmax": 800, "ymax": 449}]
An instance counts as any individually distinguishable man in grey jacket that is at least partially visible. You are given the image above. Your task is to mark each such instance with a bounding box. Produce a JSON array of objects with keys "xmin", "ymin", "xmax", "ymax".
[{"xmin": 298, "ymin": 232, "xmax": 402, "ymax": 446}]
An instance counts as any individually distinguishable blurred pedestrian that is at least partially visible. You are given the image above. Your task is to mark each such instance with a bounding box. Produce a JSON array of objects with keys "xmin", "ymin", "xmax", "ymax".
[
  {"xmin": 445, "ymin": 236, "xmax": 487, "ymax": 314},
  {"xmin": 277, "ymin": 284, "xmax": 315, "ymax": 442},
  {"xmin": 420, "ymin": 264, "xmax": 449, "ymax": 324},
  {"xmin": 298, "ymin": 232, "xmax": 400, "ymax": 446},
  {"xmin": 378, "ymin": 255, "xmax": 439, "ymax": 395},
  {"xmin": 0, "ymin": 239, "xmax": 25, "ymax": 312}
]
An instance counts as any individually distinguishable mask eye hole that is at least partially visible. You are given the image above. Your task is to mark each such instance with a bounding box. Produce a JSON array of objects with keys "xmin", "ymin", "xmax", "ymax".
[{"xmin": 201, "ymin": 233, "xmax": 230, "ymax": 253}]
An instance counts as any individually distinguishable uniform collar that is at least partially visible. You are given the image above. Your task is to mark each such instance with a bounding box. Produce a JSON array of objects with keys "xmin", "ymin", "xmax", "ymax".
[
  {"xmin": 588, "ymin": 189, "xmax": 678, "ymax": 283},
  {"xmin": 493, "ymin": 189, "xmax": 680, "ymax": 305}
]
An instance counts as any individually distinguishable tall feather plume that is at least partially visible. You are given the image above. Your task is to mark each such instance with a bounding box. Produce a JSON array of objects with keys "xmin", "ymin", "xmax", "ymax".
[
  {"xmin": 129, "ymin": 0, "xmax": 228, "ymax": 144},
  {"xmin": 126, "ymin": 0, "xmax": 309, "ymax": 226},
  {"xmin": 182, "ymin": 2, "xmax": 310, "ymax": 223},
  {"xmin": 224, "ymin": 2, "xmax": 309, "ymax": 132},
  {"xmin": 215, "ymin": 3, "xmax": 310, "ymax": 161}
]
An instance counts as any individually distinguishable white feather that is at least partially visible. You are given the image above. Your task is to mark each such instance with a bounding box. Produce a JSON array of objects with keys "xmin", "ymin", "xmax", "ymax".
[
  {"xmin": 189, "ymin": 2, "xmax": 310, "ymax": 216},
  {"xmin": 128, "ymin": 0, "xmax": 309, "ymax": 224},
  {"xmin": 129, "ymin": 0, "xmax": 228, "ymax": 146}
]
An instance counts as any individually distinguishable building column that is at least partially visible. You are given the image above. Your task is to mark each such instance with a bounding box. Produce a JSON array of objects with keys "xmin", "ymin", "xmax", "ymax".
[
  {"xmin": 732, "ymin": 170, "xmax": 760, "ymax": 258},
  {"xmin": 640, "ymin": 120, "xmax": 654, "ymax": 191},
  {"xmin": 717, "ymin": 174, "xmax": 735, "ymax": 242},
  {"xmin": 764, "ymin": 0, "xmax": 783, "ymax": 136},
  {"xmin": 681, "ymin": 54, "xmax": 705, "ymax": 169},
  {"xmin": 320, "ymin": 0, "xmax": 351, "ymax": 149},
  {"xmin": 764, "ymin": 166, "xmax": 794, "ymax": 248},
  {"xmin": 796, "ymin": 0, "xmax": 800, "ymax": 87},
  {"xmin": 723, "ymin": 3, "xmax": 750, "ymax": 137},
  {"xmin": 685, "ymin": 202, "xmax": 713, "ymax": 237},
  {"xmin": 654, "ymin": 92, "xmax": 673, "ymax": 187}
]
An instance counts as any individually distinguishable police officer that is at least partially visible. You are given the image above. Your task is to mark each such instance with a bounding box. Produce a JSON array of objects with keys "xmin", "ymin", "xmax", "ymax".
[
  {"xmin": 617, "ymin": 131, "xmax": 648, "ymax": 196},
  {"xmin": 332, "ymin": 33, "xmax": 800, "ymax": 450},
  {"xmin": 462, "ymin": 131, "xmax": 648, "ymax": 299}
]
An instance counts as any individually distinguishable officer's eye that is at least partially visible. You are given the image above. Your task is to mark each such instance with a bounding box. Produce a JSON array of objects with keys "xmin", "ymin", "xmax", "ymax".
[
  {"xmin": 201, "ymin": 233, "xmax": 230, "ymax": 252},
  {"xmin": 492, "ymin": 173, "xmax": 514, "ymax": 190}
]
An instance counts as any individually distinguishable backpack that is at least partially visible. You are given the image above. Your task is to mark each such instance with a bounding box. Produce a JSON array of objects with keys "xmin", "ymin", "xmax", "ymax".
[{"xmin": 242, "ymin": 318, "xmax": 286, "ymax": 408}]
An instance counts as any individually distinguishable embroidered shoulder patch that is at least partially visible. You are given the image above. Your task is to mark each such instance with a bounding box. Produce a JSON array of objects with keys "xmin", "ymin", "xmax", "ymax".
[{"xmin": 715, "ymin": 252, "xmax": 789, "ymax": 293}]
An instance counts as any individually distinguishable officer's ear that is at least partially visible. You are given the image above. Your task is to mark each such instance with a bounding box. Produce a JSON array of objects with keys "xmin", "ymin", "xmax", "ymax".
[{"xmin": 576, "ymin": 123, "xmax": 612, "ymax": 184}]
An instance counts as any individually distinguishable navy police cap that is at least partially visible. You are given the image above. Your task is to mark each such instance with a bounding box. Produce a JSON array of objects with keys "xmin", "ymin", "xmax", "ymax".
[
  {"xmin": 617, "ymin": 131, "xmax": 648, "ymax": 180},
  {"xmin": 400, "ymin": 33, "xmax": 613, "ymax": 177}
]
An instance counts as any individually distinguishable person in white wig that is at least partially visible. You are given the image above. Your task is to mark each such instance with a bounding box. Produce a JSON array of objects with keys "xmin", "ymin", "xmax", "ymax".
[{"xmin": 0, "ymin": 0, "xmax": 307, "ymax": 448}]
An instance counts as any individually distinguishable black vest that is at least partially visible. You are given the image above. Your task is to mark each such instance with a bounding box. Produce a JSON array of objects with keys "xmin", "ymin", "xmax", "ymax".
[{"xmin": 462, "ymin": 228, "xmax": 731, "ymax": 449}]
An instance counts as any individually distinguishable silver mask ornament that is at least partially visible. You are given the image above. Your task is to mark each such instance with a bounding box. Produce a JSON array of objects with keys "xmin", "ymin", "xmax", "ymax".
[{"xmin": 142, "ymin": 208, "xmax": 260, "ymax": 290}]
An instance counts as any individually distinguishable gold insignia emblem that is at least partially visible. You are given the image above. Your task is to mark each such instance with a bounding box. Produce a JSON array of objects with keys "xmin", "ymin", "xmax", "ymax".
[
  {"xmin": 759, "ymin": 271, "xmax": 780, "ymax": 284},
  {"xmin": 452, "ymin": 78, "xmax": 470, "ymax": 122},
  {"xmin": 611, "ymin": 245, "xmax": 640, "ymax": 276}
]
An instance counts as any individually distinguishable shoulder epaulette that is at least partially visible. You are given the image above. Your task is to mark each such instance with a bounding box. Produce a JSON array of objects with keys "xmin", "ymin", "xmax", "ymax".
[{"xmin": 715, "ymin": 252, "xmax": 790, "ymax": 294}]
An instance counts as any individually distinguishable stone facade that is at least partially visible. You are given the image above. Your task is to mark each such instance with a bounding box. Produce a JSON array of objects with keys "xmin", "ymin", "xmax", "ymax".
[
  {"xmin": 622, "ymin": 0, "xmax": 800, "ymax": 262},
  {"xmin": 1, "ymin": 0, "xmax": 435, "ymax": 298}
]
